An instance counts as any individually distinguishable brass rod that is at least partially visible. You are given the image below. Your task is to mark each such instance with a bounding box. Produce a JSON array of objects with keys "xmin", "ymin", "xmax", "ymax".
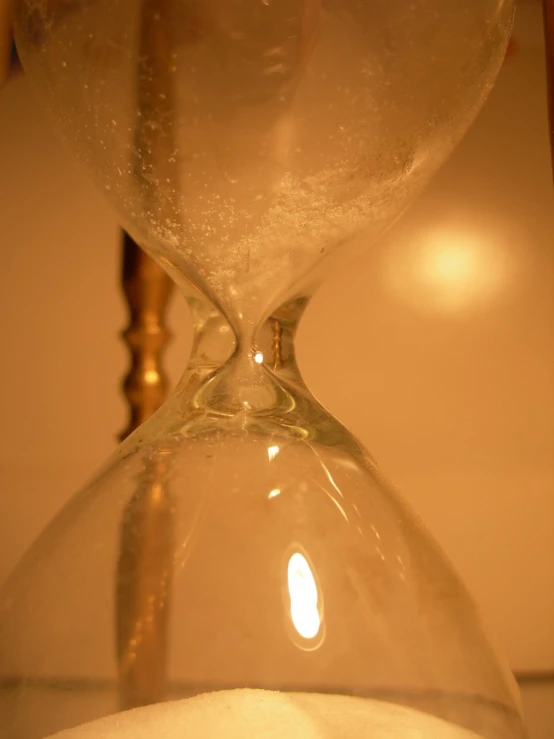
[
  {"xmin": 119, "ymin": 231, "xmax": 173, "ymax": 442},
  {"xmin": 271, "ymin": 318, "xmax": 283, "ymax": 371},
  {"xmin": 543, "ymin": 0, "xmax": 554, "ymax": 176},
  {"xmin": 116, "ymin": 0, "xmax": 179, "ymax": 711}
]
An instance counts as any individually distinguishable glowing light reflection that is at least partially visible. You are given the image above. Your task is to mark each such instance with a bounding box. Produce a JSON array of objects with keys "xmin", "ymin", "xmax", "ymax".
[
  {"xmin": 288, "ymin": 552, "xmax": 321, "ymax": 640},
  {"xmin": 386, "ymin": 227, "xmax": 508, "ymax": 312},
  {"xmin": 143, "ymin": 369, "xmax": 159, "ymax": 385},
  {"xmin": 267, "ymin": 445, "xmax": 280, "ymax": 461}
]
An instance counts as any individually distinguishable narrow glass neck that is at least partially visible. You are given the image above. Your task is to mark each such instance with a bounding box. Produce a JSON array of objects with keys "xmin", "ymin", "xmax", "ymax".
[
  {"xmin": 173, "ymin": 294, "xmax": 311, "ymax": 420},
  {"xmin": 128, "ymin": 283, "xmax": 364, "ymax": 465}
]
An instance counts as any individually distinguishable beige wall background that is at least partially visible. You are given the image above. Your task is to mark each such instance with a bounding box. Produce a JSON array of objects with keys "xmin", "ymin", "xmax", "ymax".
[{"xmin": 0, "ymin": 3, "xmax": 553, "ymax": 677}]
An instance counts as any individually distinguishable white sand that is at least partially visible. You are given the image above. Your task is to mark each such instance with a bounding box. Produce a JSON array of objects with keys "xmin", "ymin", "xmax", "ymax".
[{"xmin": 47, "ymin": 689, "xmax": 485, "ymax": 738}]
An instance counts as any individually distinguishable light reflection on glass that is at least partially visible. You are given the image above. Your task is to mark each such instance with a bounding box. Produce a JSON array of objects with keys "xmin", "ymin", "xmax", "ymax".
[
  {"xmin": 287, "ymin": 552, "xmax": 321, "ymax": 640},
  {"xmin": 268, "ymin": 488, "xmax": 281, "ymax": 499},
  {"xmin": 254, "ymin": 351, "xmax": 264, "ymax": 364},
  {"xmin": 267, "ymin": 445, "xmax": 280, "ymax": 461},
  {"xmin": 305, "ymin": 473, "xmax": 348, "ymax": 522},
  {"xmin": 304, "ymin": 445, "xmax": 348, "ymax": 521}
]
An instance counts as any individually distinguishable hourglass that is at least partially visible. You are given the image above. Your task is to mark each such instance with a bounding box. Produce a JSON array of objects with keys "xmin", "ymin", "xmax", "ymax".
[{"xmin": 0, "ymin": 1, "xmax": 526, "ymax": 738}]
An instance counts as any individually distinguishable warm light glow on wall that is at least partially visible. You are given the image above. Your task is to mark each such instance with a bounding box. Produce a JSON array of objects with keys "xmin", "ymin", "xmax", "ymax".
[{"xmin": 386, "ymin": 226, "xmax": 509, "ymax": 312}]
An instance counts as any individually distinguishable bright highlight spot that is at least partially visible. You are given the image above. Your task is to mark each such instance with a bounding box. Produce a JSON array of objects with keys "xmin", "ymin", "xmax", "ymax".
[
  {"xmin": 254, "ymin": 351, "xmax": 264, "ymax": 364},
  {"xmin": 429, "ymin": 244, "xmax": 474, "ymax": 282},
  {"xmin": 268, "ymin": 488, "xmax": 281, "ymax": 499},
  {"xmin": 287, "ymin": 552, "xmax": 321, "ymax": 640},
  {"xmin": 143, "ymin": 369, "xmax": 160, "ymax": 385},
  {"xmin": 267, "ymin": 445, "xmax": 280, "ymax": 461},
  {"xmin": 386, "ymin": 226, "xmax": 508, "ymax": 313}
]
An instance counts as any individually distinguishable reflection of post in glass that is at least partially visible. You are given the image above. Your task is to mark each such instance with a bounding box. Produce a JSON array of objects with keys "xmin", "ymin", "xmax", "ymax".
[
  {"xmin": 287, "ymin": 552, "xmax": 322, "ymax": 642},
  {"xmin": 116, "ymin": 452, "xmax": 174, "ymax": 710}
]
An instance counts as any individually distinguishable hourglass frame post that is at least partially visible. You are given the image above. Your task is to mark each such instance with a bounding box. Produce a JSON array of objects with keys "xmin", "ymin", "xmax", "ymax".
[
  {"xmin": 543, "ymin": 0, "xmax": 554, "ymax": 176},
  {"xmin": 116, "ymin": 0, "xmax": 179, "ymax": 711}
]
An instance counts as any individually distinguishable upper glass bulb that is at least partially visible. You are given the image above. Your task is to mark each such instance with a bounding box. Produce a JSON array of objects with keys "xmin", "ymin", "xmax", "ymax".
[
  {"xmin": 0, "ymin": 2, "xmax": 524, "ymax": 739},
  {"xmin": 14, "ymin": 0, "xmax": 513, "ymax": 325}
]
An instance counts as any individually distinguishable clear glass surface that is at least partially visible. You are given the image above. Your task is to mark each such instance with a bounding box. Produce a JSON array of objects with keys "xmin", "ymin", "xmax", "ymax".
[{"xmin": 0, "ymin": 1, "xmax": 525, "ymax": 738}]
